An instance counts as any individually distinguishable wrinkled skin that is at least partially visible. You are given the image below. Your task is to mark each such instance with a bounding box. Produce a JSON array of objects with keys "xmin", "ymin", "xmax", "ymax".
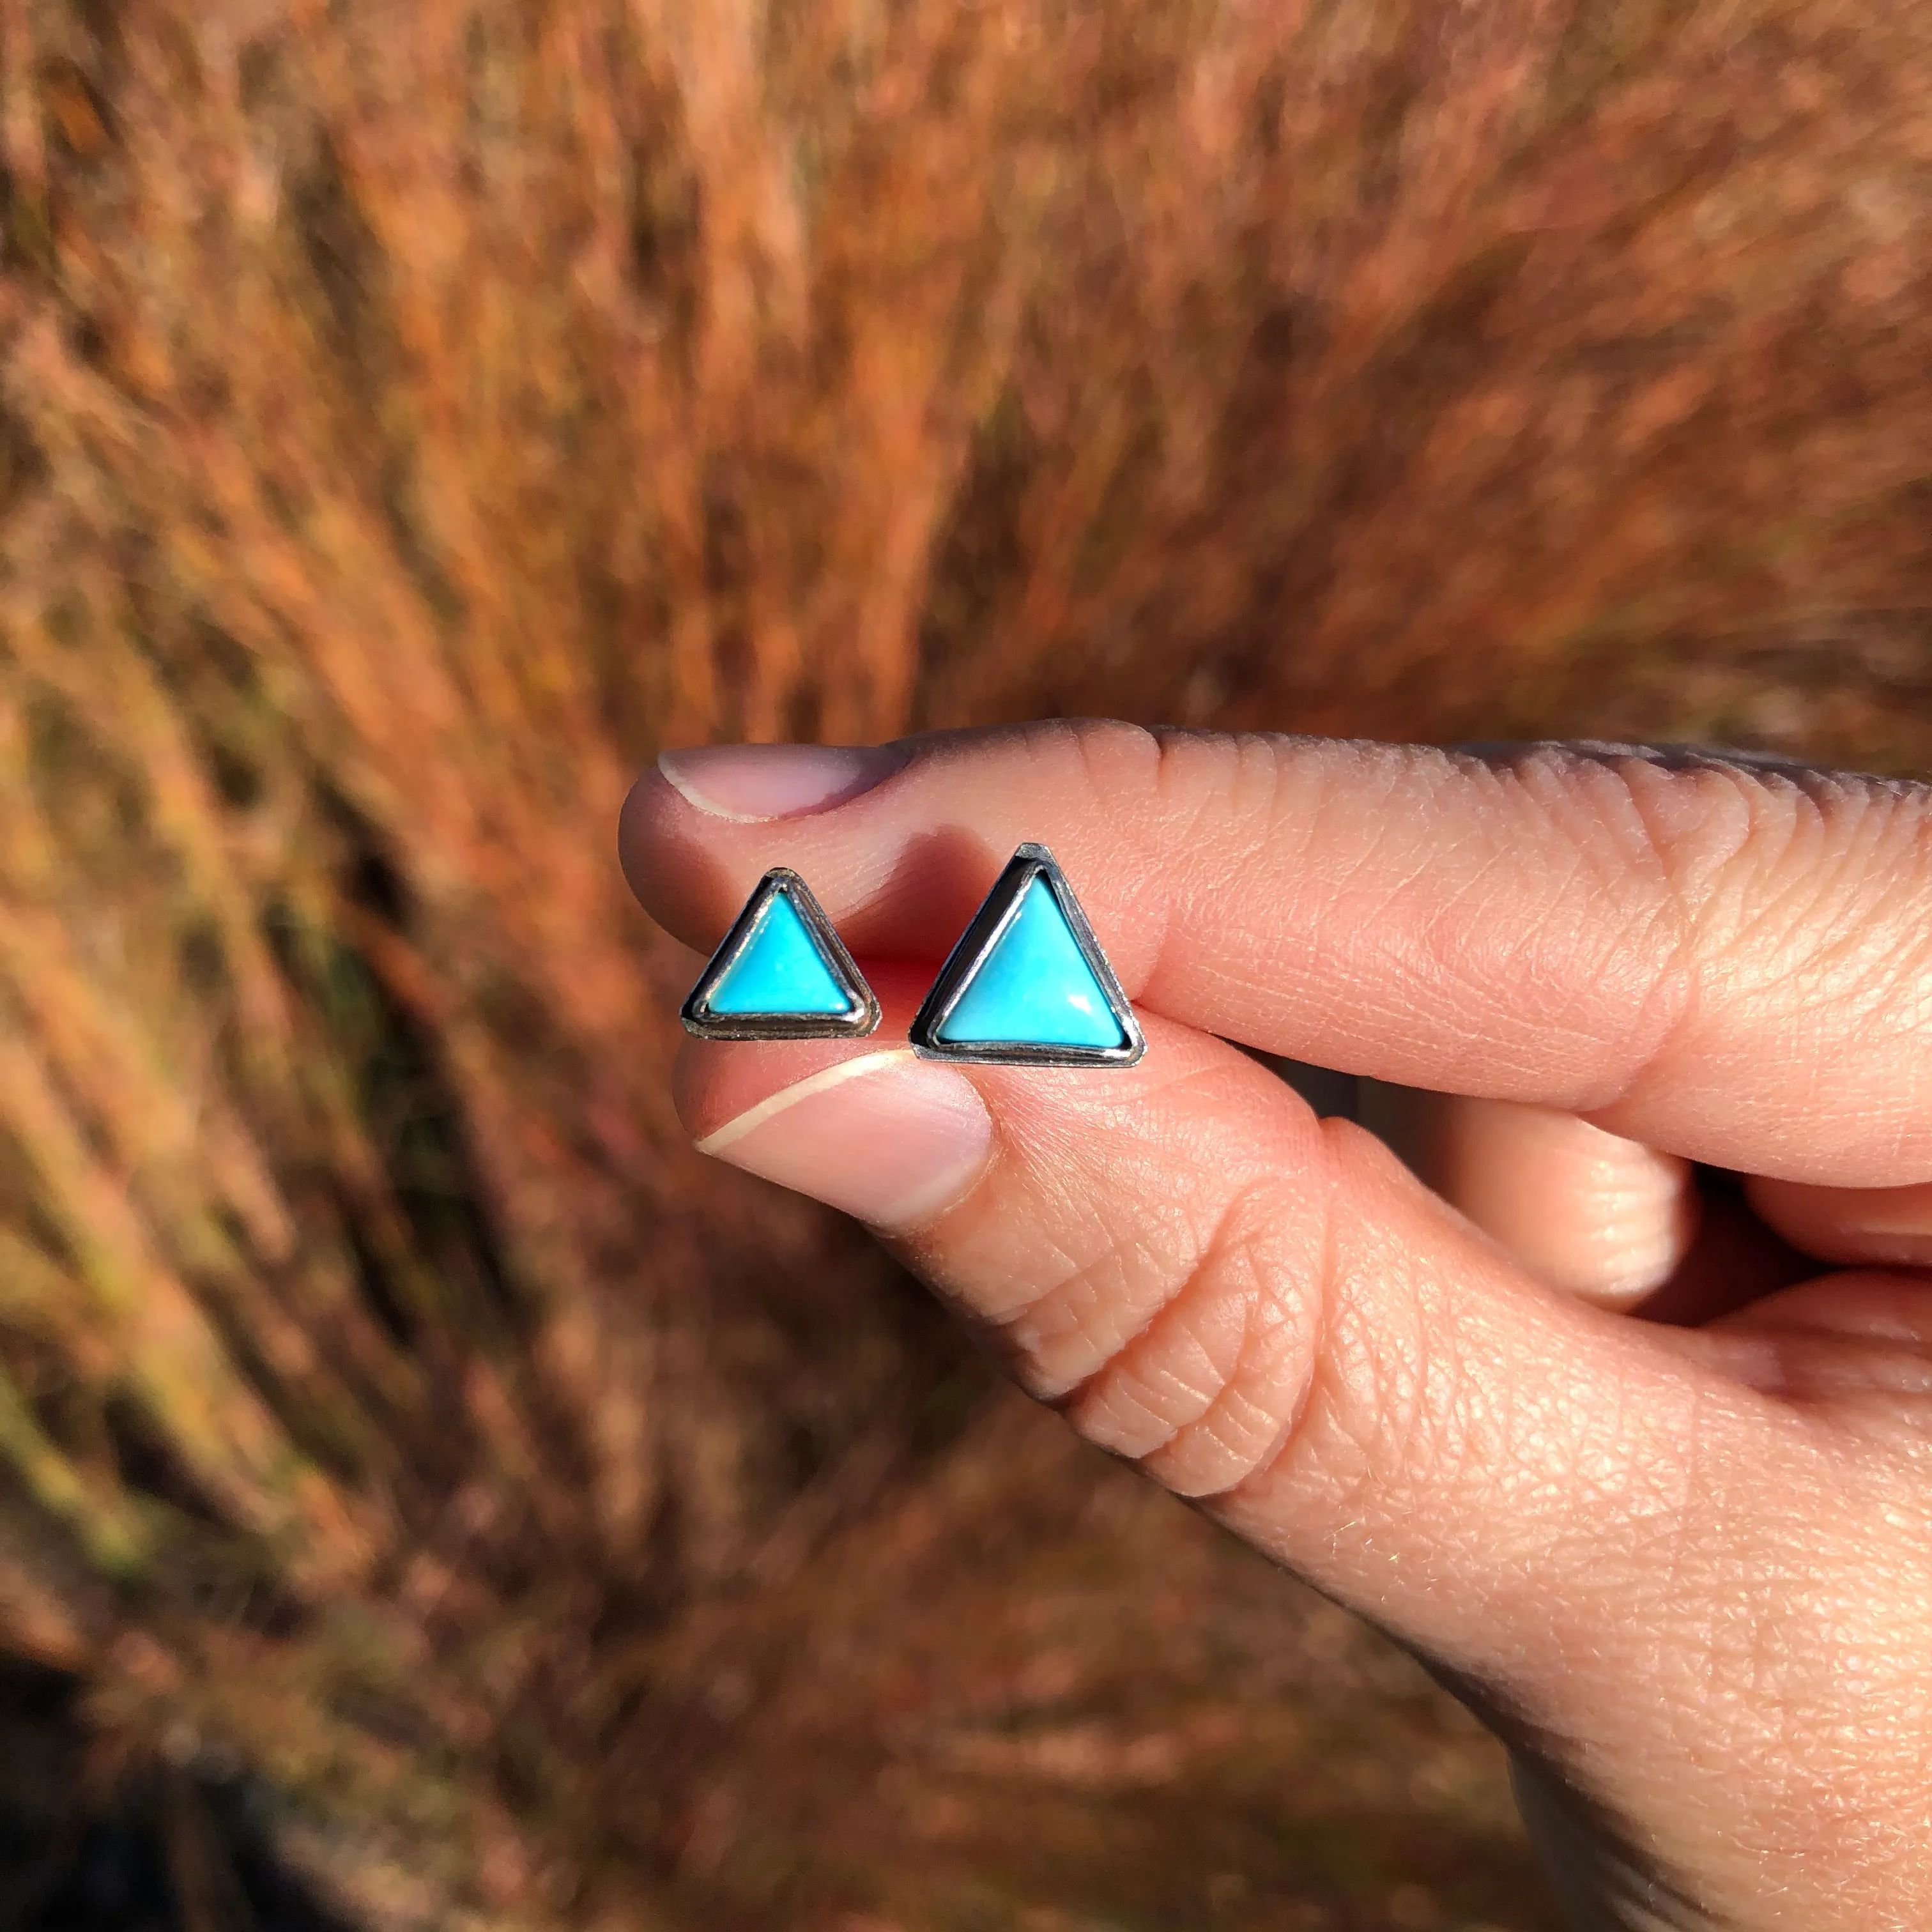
[{"xmin": 622, "ymin": 724, "xmax": 1932, "ymax": 1931}]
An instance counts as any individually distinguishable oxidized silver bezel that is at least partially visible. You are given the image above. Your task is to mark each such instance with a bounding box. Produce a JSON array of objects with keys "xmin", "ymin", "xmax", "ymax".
[
  {"xmin": 680, "ymin": 867, "xmax": 882, "ymax": 1041},
  {"xmin": 908, "ymin": 843, "xmax": 1145, "ymax": 1068}
]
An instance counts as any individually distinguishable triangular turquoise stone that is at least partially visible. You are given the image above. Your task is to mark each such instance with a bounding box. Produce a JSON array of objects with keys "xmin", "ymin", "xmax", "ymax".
[
  {"xmin": 935, "ymin": 875, "xmax": 1128, "ymax": 1049},
  {"xmin": 703, "ymin": 889, "xmax": 859, "ymax": 1016}
]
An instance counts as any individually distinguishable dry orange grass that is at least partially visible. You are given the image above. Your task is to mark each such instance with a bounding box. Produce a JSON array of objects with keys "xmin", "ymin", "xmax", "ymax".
[{"xmin": 0, "ymin": 0, "xmax": 1928, "ymax": 1925}]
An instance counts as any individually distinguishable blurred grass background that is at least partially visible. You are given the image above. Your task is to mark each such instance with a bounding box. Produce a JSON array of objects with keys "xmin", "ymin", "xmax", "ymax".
[{"xmin": 0, "ymin": 0, "xmax": 1929, "ymax": 1927}]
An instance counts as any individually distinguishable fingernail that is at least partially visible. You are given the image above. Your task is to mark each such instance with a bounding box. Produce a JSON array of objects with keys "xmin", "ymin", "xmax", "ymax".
[
  {"xmin": 657, "ymin": 742, "xmax": 911, "ymax": 821},
  {"xmin": 695, "ymin": 1050, "xmax": 993, "ymax": 1230}
]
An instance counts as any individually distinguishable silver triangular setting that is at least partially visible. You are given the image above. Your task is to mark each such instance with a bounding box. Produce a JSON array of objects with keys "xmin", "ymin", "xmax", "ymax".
[
  {"xmin": 910, "ymin": 844, "xmax": 1144, "ymax": 1066},
  {"xmin": 681, "ymin": 868, "xmax": 880, "ymax": 1040}
]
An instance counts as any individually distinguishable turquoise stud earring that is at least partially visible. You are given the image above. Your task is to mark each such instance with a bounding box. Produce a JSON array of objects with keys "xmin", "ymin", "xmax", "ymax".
[
  {"xmin": 682, "ymin": 869, "xmax": 880, "ymax": 1040},
  {"xmin": 909, "ymin": 843, "xmax": 1144, "ymax": 1067}
]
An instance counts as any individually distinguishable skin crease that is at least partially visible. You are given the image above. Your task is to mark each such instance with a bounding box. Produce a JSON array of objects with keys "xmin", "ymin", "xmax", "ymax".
[{"xmin": 620, "ymin": 723, "xmax": 1932, "ymax": 1931}]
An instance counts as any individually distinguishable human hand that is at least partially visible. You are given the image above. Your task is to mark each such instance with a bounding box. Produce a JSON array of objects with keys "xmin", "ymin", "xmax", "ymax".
[{"xmin": 620, "ymin": 723, "xmax": 1932, "ymax": 1931}]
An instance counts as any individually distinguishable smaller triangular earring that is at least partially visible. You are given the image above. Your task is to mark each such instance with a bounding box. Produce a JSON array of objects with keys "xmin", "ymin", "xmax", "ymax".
[
  {"xmin": 910, "ymin": 843, "xmax": 1144, "ymax": 1067},
  {"xmin": 682, "ymin": 869, "xmax": 881, "ymax": 1040}
]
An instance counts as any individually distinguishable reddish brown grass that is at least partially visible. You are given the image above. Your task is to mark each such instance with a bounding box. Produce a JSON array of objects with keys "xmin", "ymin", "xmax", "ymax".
[{"xmin": 0, "ymin": 0, "xmax": 1926, "ymax": 1924}]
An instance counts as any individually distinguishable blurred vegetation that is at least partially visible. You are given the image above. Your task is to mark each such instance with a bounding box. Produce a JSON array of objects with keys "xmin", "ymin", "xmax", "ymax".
[{"xmin": 0, "ymin": 0, "xmax": 1928, "ymax": 1926}]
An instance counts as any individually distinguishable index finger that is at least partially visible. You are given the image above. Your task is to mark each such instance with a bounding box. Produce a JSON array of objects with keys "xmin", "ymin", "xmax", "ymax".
[{"xmin": 621, "ymin": 723, "xmax": 1932, "ymax": 1186}]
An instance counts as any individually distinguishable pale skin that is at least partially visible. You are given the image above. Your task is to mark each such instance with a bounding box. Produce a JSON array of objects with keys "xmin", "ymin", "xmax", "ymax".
[{"xmin": 619, "ymin": 723, "xmax": 1932, "ymax": 1932}]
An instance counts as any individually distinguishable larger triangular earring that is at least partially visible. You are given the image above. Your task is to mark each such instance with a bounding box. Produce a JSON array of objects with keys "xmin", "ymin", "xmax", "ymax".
[
  {"xmin": 910, "ymin": 844, "xmax": 1144, "ymax": 1067},
  {"xmin": 682, "ymin": 870, "xmax": 881, "ymax": 1039}
]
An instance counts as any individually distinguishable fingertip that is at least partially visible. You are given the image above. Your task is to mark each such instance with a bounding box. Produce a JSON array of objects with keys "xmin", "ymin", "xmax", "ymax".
[
  {"xmin": 617, "ymin": 763, "xmax": 680, "ymax": 912},
  {"xmin": 620, "ymin": 758, "xmax": 793, "ymax": 947},
  {"xmin": 676, "ymin": 1036, "xmax": 996, "ymax": 1232},
  {"xmin": 1360, "ymin": 1086, "xmax": 1703, "ymax": 1308},
  {"xmin": 672, "ymin": 1031, "xmax": 891, "ymax": 1144}
]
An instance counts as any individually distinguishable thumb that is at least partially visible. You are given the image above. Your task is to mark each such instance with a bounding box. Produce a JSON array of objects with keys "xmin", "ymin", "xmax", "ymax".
[{"xmin": 673, "ymin": 976, "xmax": 1797, "ymax": 1721}]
